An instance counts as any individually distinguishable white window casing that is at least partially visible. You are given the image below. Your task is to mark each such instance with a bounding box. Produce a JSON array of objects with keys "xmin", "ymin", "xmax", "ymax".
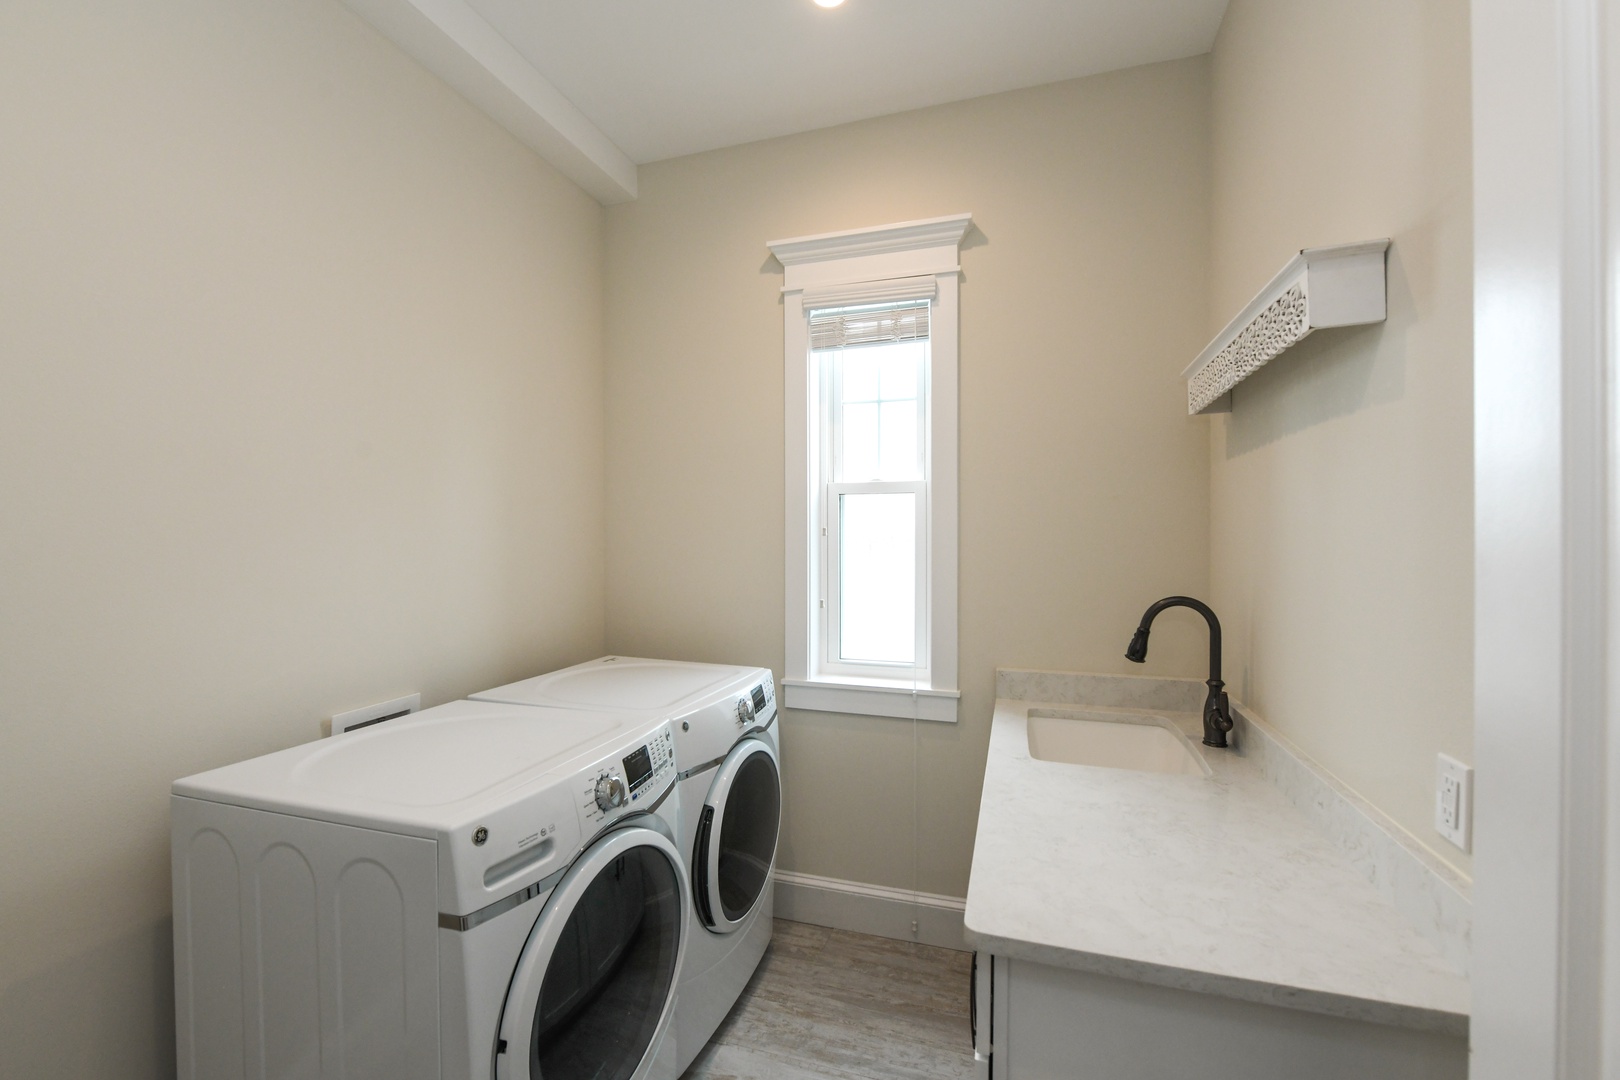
[{"xmin": 768, "ymin": 214, "xmax": 970, "ymax": 723}]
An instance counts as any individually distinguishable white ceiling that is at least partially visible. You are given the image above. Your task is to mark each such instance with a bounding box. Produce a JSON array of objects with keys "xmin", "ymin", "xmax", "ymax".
[
  {"xmin": 341, "ymin": 0, "xmax": 1229, "ymax": 201},
  {"xmin": 464, "ymin": 0, "xmax": 1229, "ymax": 164}
]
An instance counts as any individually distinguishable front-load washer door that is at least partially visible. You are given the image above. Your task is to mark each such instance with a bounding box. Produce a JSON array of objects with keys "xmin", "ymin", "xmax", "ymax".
[
  {"xmin": 693, "ymin": 738, "xmax": 781, "ymax": 934},
  {"xmin": 497, "ymin": 825, "xmax": 687, "ymax": 1080}
]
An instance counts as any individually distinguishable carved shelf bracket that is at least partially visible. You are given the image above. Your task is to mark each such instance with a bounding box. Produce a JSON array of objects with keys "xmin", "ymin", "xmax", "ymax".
[{"xmin": 1184, "ymin": 239, "xmax": 1390, "ymax": 415}]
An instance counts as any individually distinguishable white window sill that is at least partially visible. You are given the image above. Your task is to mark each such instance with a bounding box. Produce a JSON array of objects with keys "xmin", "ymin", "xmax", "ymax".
[{"xmin": 781, "ymin": 678, "xmax": 960, "ymax": 723}]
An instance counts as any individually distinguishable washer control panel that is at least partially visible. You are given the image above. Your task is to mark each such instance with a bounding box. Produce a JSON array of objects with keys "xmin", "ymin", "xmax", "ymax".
[
  {"xmin": 578, "ymin": 724, "xmax": 676, "ymax": 830},
  {"xmin": 593, "ymin": 773, "xmax": 627, "ymax": 812},
  {"xmin": 738, "ymin": 679, "xmax": 776, "ymax": 728}
]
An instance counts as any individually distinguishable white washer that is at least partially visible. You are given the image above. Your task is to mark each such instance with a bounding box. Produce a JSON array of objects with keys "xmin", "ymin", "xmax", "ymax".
[
  {"xmin": 474, "ymin": 657, "xmax": 781, "ymax": 1074},
  {"xmin": 171, "ymin": 699, "xmax": 687, "ymax": 1080}
]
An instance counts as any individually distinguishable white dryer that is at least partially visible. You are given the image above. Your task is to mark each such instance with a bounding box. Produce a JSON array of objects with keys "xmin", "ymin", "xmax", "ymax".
[
  {"xmin": 473, "ymin": 658, "xmax": 781, "ymax": 1074},
  {"xmin": 171, "ymin": 699, "xmax": 688, "ymax": 1080}
]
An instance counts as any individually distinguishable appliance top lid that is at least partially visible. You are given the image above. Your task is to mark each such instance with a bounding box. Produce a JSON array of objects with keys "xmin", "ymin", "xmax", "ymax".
[
  {"xmin": 289, "ymin": 708, "xmax": 619, "ymax": 806},
  {"xmin": 174, "ymin": 700, "xmax": 634, "ymax": 815},
  {"xmin": 476, "ymin": 656, "xmax": 751, "ymax": 712}
]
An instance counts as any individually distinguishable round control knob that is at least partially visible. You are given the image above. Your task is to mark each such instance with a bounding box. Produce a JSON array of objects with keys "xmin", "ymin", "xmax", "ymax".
[
  {"xmin": 594, "ymin": 774, "xmax": 626, "ymax": 812},
  {"xmin": 736, "ymin": 698, "xmax": 754, "ymax": 726}
]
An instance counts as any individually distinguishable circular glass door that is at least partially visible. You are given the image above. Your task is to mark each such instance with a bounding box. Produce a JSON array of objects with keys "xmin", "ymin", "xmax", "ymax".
[
  {"xmin": 498, "ymin": 826, "xmax": 687, "ymax": 1080},
  {"xmin": 695, "ymin": 739, "xmax": 781, "ymax": 933}
]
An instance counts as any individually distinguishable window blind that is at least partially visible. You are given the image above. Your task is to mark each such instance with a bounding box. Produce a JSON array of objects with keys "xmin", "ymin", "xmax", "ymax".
[{"xmin": 808, "ymin": 300, "xmax": 930, "ymax": 350}]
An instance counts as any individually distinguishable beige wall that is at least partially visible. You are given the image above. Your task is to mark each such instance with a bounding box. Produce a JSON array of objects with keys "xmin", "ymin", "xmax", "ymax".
[
  {"xmin": 0, "ymin": 3, "xmax": 1476, "ymax": 1072},
  {"xmin": 604, "ymin": 59, "xmax": 1213, "ymax": 897},
  {"xmin": 0, "ymin": 1, "xmax": 605, "ymax": 1075},
  {"xmin": 1207, "ymin": 0, "xmax": 1474, "ymax": 874}
]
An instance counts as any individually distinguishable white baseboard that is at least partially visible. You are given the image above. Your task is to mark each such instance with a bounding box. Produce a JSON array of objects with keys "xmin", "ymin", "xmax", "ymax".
[{"xmin": 773, "ymin": 870, "xmax": 967, "ymax": 952}]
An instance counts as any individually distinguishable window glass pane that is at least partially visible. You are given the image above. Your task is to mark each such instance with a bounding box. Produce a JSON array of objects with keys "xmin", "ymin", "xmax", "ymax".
[
  {"xmin": 839, "ymin": 492, "xmax": 916, "ymax": 664},
  {"xmin": 840, "ymin": 350, "xmax": 880, "ymax": 403},
  {"xmin": 879, "ymin": 401, "xmax": 917, "ymax": 479},
  {"xmin": 833, "ymin": 340, "xmax": 923, "ymax": 482},
  {"xmin": 878, "ymin": 341, "xmax": 922, "ymax": 400},
  {"xmin": 840, "ymin": 402, "xmax": 879, "ymax": 482}
]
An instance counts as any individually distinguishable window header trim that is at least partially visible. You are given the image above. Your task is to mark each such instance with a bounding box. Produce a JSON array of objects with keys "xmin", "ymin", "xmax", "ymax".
[
  {"xmin": 770, "ymin": 214, "xmax": 972, "ymax": 295},
  {"xmin": 768, "ymin": 213, "xmax": 972, "ymax": 271}
]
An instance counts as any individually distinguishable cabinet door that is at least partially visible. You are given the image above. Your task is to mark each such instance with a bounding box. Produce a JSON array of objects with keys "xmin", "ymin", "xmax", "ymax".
[
  {"xmin": 999, "ymin": 958, "xmax": 1464, "ymax": 1080},
  {"xmin": 971, "ymin": 952, "xmax": 993, "ymax": 1079},
  {"xmin": 971, "ymin": 952, "xmax": 1011, "ymax": 1079}
]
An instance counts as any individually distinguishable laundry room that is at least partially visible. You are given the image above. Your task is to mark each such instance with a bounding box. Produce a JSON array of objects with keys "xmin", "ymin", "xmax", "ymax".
[{"xmin": 1, "ymin": 0, "xmax": 1608, "ymax": 1078}]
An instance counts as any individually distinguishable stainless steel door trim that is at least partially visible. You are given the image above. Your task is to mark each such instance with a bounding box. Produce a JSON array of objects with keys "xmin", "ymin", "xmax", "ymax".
[
  {"xmin": 438, "ymin": 866, "xmax": 565, "ymax": 932},
  {"xmin": 676, "ymin": 709, "xmax": 777, "ymax": 781},
  {"xmin": 440, "ymin": 778, "xmax": 677, "ymax": 933},
  {"xmin": 742, "ymin": 710, "xmax": 778, "ymax": 741},
  {"xmin": 677, "ymin": 753, "xmax": 729, "ymax": 781},
  {"xmin": 628, "ymin": 772, "xmax": 676, "ymax": 818}
]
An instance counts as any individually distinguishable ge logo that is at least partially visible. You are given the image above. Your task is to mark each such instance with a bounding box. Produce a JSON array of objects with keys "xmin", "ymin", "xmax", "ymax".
[{"xmin": 473, "ymin": 827, "xmax": 489, "ymax": 846}]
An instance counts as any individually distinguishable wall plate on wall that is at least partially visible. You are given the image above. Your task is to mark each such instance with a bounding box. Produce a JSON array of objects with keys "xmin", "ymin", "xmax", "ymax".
[
  {"xmin": 1434, "ymin": 753, "xmax": 1473, "ymax": 852},
  {"xmin": 330, "ymin": 693, "xmax": 421, "ymax": 736}
]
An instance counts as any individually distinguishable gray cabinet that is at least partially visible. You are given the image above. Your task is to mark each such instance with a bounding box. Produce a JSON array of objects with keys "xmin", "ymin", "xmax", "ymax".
[{"xmin": 972, "ymin": 952, "xmax": 1466, "ymax": 1080}]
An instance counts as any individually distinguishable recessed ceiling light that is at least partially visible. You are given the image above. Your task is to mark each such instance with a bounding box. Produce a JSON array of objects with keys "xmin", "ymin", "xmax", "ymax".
[{"xmin": 813, "ymin": 0, "xmax": 845, "ymax": 8}]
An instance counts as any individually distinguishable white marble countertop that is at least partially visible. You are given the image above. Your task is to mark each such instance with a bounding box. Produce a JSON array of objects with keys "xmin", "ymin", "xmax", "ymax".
[{"xmin": 963, "ymin": 688, "xmax": 1470, "ymax": 1036}]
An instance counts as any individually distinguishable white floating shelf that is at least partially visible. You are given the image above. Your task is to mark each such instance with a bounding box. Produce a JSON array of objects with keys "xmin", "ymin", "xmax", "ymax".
[{"xmin": 1183, "ymin": 239, "xmax": 1391, "ymax": 415}]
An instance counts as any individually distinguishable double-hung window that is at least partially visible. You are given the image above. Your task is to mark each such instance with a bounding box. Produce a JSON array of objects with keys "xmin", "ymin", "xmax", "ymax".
[
  {"xmin": 769, "ymin": 215, "xmax": 970, "ymax": 722},
  {"xmin": 814, "ymin": 302, "xmax": 930, "ymax": 678}
]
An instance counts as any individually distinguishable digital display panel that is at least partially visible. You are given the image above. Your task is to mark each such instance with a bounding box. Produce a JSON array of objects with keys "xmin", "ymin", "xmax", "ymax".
[
  {"xmin": 751, "ymin": 685, "xmax": 768, "ymax": 713},
  {"xmin": 623, "ymin": 745, "xmax": 654, "ymax": 791}
]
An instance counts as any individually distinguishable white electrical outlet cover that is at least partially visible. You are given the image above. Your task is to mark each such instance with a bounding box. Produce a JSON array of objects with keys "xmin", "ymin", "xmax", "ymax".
[{"xmin": 1434, "ymin": 753, "xmax": 1473, "ymax": 852}]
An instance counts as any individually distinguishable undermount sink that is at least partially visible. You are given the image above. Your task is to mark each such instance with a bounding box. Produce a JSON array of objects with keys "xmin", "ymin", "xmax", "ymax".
[{"xmin": 1026, "ymin": 711, "xmax": 1211, "ymax": 777}]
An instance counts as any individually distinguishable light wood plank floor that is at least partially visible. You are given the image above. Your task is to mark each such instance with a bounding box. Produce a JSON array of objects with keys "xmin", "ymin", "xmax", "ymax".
[{"xmin": 681, "ymin": 919, "xmax": 976, "ymax": 1080}]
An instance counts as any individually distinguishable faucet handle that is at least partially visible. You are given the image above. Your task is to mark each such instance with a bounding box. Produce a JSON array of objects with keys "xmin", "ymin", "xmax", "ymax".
[{"xmin": 1210, "ymin": 691, "xmax": 1233, "ymax": 732}]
